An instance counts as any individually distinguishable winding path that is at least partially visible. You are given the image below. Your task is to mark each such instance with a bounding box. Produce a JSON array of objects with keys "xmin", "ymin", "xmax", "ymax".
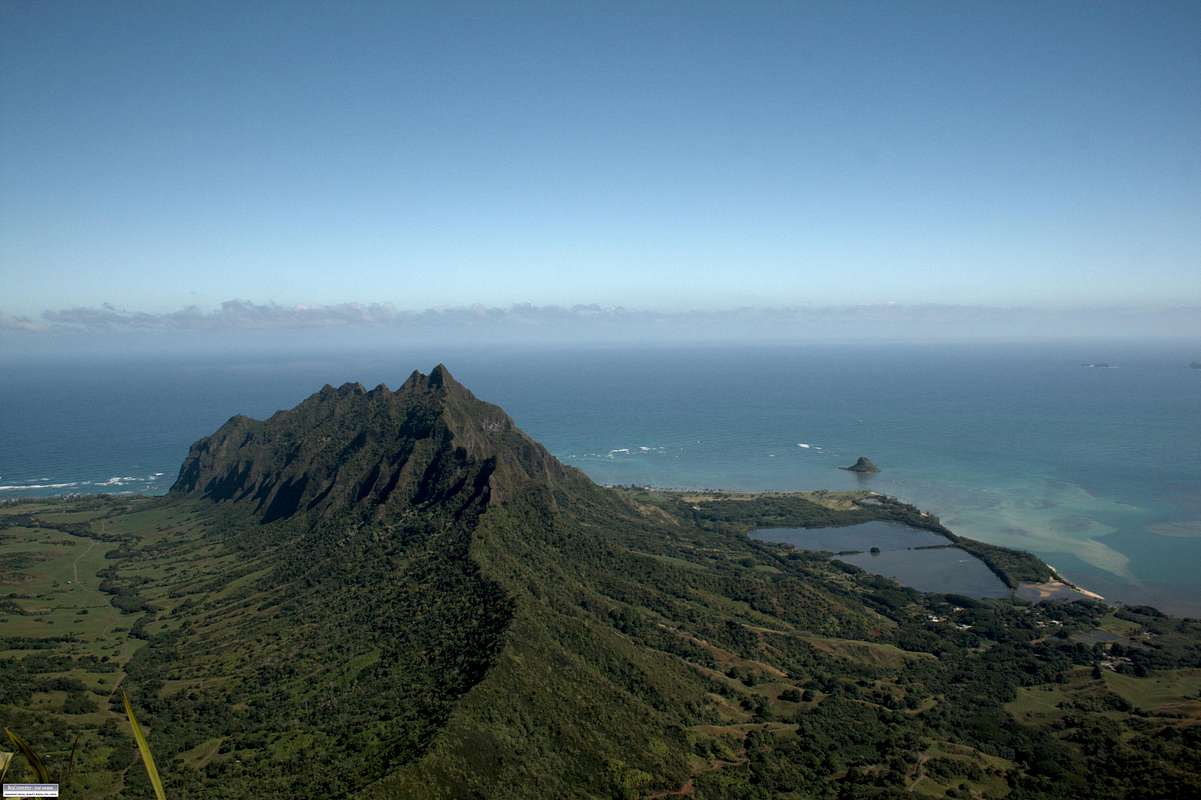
[{"xmin": 72, "ymin": 538, "xmax": 96, "ymax": 584}]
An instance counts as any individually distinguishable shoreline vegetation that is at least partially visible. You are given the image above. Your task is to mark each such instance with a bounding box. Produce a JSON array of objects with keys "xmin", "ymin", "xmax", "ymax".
[{"xmin": 607, "ymin": 485, "xmax": 1106, "ymax": 602}]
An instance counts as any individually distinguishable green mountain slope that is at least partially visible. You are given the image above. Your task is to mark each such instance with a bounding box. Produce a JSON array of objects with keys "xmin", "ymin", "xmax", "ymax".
[{"xmin": 3, "ymin": 366, "xmax": 1200, "ymax": 799}]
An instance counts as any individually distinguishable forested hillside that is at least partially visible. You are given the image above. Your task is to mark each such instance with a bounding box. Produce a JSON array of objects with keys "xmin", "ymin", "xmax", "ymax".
[{"xmin": 2, "ymin": 368, "xmax": 1199, "ymax": 799}]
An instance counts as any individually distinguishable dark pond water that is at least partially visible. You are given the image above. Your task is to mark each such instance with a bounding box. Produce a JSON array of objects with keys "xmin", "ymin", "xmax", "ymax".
[
  {"xmin": 752, "ymin": 522, "xmax": 1012, "ymax": 598},
  {"xmin": 838, "ymin": 548, "xmax": 1012, "ymax": 598},
  {"xmin": 748, "ymin": 520, "xmax": 949, "ymax": 552}
]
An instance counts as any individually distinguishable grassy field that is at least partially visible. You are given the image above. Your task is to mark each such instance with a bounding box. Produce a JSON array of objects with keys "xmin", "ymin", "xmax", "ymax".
[
  {"xmin": 1006, "ymin": 617, "xmax": 1201, "ymax": 719},
  {"xmin": 1007, "ymin": 663, "xmax": 1201, "ymax": 753},
  {"xmin": 1104, "ymin": 667, "xmax": 1201, "ymax": 714},
  {"xmin": 0, "ymin": 496, "xmax": 213, "ymax": 794},
  {"xmin": 909, "ymin": 740, "xmax": 1014, "ymax": 798}
]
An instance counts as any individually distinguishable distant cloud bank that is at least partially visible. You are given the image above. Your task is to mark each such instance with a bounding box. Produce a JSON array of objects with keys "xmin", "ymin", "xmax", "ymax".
[
  {"xmin": 38, "ymin": 300, "xmax": 403, "ymax": 330},
  {"xmin": 3, "ymin": 300, "xmax": 1198, "ymax": 342},
  {"xmin": 0, "ymin": 312, "xmax": 48, "ymax": 333}
]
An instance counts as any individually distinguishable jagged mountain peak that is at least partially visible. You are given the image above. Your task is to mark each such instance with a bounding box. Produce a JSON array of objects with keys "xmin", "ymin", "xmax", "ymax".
[
  {"xmin": 171, "ymin": 365, "xmax": 580, "ymax": 522},
  {"xmin": 399, "ymin": 362, "xmax": 458, "ymax": 392}
]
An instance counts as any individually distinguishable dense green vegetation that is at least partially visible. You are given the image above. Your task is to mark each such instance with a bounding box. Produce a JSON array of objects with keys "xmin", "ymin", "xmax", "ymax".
[{"xmin": 3, "ymin": 367, "xmax": 1199, "ymax": 798}]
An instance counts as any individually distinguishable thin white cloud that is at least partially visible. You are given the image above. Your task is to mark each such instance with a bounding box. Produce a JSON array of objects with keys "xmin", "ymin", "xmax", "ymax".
[
  {"xmin": 0, "ymin": 311, "xmax": 49, "ymax": 332},
  {"xmin": 2, "ymin": 300, "xmax": 1197, "ymax": 341},
  {"xmin": 40, "ymin": 300, "xmax": 403, "ymax": 330}
]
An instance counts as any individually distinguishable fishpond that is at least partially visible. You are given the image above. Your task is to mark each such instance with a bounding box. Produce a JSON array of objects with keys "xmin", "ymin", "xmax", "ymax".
[{"xmin": 751, "ymin": 521, "xmax": 1012, "ymax": 599}]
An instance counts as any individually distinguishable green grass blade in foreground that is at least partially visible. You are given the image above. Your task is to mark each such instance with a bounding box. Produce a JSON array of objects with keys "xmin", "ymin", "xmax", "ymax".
[
  {"xmin": 123, "ymin": 691, "xmax": 167, "ymax": 800},
  {"xmin": 0, "ymin": 750, "xmax": 13, "ymax": 783},
  {"xmin": 64, "ymin": 733, "xmax": 81, "ymax": 787},
  {"xmin": 3, "ymin": 728, "xmax": 50, "ymax": 783}
]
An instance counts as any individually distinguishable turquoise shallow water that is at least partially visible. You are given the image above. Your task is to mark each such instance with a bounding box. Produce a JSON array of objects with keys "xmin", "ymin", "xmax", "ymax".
[{"xmin": 1, "ymin": 342, "xmax": 1198, "ymax": 614}]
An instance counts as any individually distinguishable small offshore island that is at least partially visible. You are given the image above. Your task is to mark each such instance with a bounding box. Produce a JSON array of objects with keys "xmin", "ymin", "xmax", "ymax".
[
  {"xmin": 840, "ymin": 456, "xmax": 880, "ymax": 474},
  {"xmin": 2, "ymin": 367, "xmax": 1199, "ymax": 799}
]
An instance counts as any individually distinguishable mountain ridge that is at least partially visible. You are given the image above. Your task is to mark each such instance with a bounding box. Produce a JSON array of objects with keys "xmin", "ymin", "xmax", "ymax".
[
  {"xmin": 5, "ymin": 367, "xmax": 1201, "ymax": 799},
  {"xmin": 170, "ymin": 364, "xmax": 583, "ymax": 523}
]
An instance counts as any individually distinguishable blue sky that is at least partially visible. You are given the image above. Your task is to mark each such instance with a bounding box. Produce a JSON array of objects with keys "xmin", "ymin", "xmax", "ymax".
[{"xmin": 2, "ymin": 0, "xmax": 1199, "ymax": 319}]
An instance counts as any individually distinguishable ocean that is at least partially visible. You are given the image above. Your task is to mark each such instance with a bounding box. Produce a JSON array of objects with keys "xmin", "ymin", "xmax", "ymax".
[{"xmin": 2, "ymin": 341, "xmax": 1199, "ymax": 615}]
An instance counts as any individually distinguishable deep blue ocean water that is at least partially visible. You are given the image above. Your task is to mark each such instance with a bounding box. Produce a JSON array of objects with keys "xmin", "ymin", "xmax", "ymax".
[{"xmin": 2, "ymin": 342, "xmax": 1198, "ymax": 614}]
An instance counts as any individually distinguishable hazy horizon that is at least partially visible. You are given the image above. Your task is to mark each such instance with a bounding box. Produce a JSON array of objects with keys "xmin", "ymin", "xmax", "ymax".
[{"xmin": 1, "ymin": 299, "xmax": 1199, "ymax": 360}]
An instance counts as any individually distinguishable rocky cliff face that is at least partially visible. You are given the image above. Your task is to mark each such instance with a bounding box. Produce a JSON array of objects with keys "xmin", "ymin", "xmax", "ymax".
[{"xmin": 171, "ymin": 364, "xmax": 581, "ymax": 522}]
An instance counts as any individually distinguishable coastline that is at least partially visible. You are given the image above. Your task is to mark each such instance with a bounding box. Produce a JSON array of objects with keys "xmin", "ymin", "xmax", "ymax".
[
  {"xmin": 0, "ymin": 484, "xmax": 1128, "ymax": 615},
  {"xmin": 614, "ymin": 484, "xmax": 1114, "ymax": 609}
]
